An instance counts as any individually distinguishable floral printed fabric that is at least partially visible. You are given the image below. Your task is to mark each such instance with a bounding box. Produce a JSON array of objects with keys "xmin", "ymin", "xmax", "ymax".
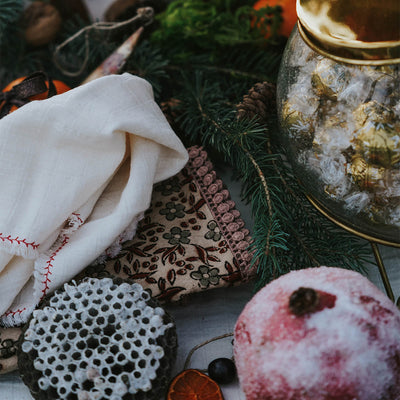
[
  {"xmin": 0, "ymin": 145, "xmax": 253, "ymax": 374},
  {"xmin": 81, "ymin": 145, "xmax": 254, "ymax": 303}
]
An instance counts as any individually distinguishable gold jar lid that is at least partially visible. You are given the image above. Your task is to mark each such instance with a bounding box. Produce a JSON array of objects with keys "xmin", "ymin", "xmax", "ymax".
[{"xmin": 297, "ymin": 0, "xmax": 400, "ymax": 65}]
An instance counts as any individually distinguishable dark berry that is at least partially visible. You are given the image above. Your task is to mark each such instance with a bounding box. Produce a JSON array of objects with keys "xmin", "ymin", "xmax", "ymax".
[{"xmin": 207, "ymin": 358, "xmax": 236, "ymax": 384}]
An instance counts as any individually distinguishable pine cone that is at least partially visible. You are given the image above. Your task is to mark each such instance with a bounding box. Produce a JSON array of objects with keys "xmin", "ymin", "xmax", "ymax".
[
  {"xmin": 161, "ymin": 98, "xmax": 182, "ymax": 129},
  {"xmin": 237, "ymin": 82, "xmax": 277, "ymax": 124}
]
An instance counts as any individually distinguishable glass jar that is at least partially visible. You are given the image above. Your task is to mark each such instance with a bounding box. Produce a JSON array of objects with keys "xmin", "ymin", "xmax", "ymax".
[{"xmin": 277, "ymin": 0, "xmax": 400, "ymax": 244}]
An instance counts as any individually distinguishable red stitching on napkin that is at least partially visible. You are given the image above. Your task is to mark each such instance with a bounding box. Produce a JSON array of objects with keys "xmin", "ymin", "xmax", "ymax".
[
  {"xmin": 4, "ymin": 307, "xmax": 26, "ymax": 317},
  {"xmin": 0, "ymin": 234, "xmax": 39, "ymax": 250},
  {"xmin": 72, "ymin": 212, "xmax": 83, "ymax": 224},
  {"xmin": 40, "ymin": 235, "xmax": 69, "ymax": 299}
]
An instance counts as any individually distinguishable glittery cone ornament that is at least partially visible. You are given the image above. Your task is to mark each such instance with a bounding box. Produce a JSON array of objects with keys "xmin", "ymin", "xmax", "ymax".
[
  {"xmin": 53, "ymin": 7, "xmax": 154, "ymax": 84},
  {"xmin": 81, "ymin": 7, "xmax": 154, "ymax": 84}
]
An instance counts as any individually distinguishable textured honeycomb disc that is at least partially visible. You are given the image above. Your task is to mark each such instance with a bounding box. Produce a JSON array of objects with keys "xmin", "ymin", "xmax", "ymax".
[{"xmin": 18, "ymin": 278, "xmax": 177, "ymax": 400}]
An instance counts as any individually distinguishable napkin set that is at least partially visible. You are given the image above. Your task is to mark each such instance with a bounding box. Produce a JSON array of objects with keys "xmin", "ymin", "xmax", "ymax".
[
  {"xmin": 0, "ymin": 72, "xmax": 254, "ymax": 375},
  {"xmin": 0, "ymin": 73, "xmax": 188, "ymax": 327}
]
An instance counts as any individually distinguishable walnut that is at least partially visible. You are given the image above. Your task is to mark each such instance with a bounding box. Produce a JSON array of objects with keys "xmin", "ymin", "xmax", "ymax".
[{"xmin": 23, "ymin": 1, "xmax": 62, "ymax": 47}]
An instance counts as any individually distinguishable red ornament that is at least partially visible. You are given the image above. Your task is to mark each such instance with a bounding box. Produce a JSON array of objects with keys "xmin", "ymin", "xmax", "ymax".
[{"xmin": 253, "ymin": 0, "xmax": 297, "ymax": 37}]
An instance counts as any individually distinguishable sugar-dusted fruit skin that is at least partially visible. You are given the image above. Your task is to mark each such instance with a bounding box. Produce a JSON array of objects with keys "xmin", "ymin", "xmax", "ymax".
[{"xmin": 234, "ymin": 267, "xmax": 400, "ymax": 400}]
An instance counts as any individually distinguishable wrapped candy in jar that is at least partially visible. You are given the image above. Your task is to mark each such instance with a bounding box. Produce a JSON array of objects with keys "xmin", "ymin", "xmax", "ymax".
[{"xmin": 277, "ymin": 0, "xmax": 400, "ymax": 244}]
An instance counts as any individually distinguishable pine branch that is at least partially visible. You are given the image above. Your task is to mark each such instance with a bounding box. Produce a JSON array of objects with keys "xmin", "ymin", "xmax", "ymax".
[
  {"xmin": 188, "ymin": 47, "xmax": 283, "ymax": 83},
  {"xmin": 0, "ymin": 0, "xmax": 23, "ymax": 37},
  {"xmin": 175, "ymin": 75, "xmax": 372, "ymax": 289},
  {"xmin": 150, "ymin": 0, "xmax": 283, "ymax": 63},
  {"xmin": 125, "ymin": 40, "xmax": 169, "ymax": 99}
]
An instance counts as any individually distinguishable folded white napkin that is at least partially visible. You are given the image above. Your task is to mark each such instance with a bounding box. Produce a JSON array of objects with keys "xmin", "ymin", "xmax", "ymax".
[{"xmin": 0, "ymin": 73, "xmax": 188, "ymax": 327}]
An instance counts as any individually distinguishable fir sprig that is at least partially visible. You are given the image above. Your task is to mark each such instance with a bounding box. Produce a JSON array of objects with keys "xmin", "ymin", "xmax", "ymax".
[
  {"xmin": 0, "ymin": 0, "xmax": 23, "ymax": 36},
  {"xmin": 151, "ymin": 0, "xmax": 284, "ymax": 63},
  {"xmin": 125, "ymin": 40, "xmax": 169, "ymax": 98}
]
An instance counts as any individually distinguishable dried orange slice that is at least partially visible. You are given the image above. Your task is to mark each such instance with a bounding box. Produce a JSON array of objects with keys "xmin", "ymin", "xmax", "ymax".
[{"xmin": 167, "ymin": 369, "xmax": 224, "ymax": 400}]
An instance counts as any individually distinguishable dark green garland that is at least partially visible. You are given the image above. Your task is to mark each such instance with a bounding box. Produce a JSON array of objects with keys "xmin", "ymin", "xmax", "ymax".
[{"xmin": 0, "ymin": 0, "xmax": 372, "ymax": 289}]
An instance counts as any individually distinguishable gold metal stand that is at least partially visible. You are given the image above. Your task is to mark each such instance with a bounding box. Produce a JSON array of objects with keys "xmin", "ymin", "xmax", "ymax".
[
  {"xmin": 370, "ymin": 242, "xmax": 396, "ymax": 302},
  {"xmin": 307, "ymin": 195, "xmax": 400, "ymax": 306}
]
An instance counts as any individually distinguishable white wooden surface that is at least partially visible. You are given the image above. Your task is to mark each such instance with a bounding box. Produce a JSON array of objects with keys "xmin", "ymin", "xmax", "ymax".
[
  {"xmin": 0, "ymin": 249, "xmax": 399, "ymax": 400},
  {"xmin": 0, "ymin": 165, "xmax": 399, "ymax": 399},
  {"xmin": 0, "ymin": 1, "xmax": 399, "ymax": 399}
]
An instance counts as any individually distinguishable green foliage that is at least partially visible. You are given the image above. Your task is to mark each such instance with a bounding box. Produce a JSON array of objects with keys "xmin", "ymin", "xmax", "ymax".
[
  {"xmin": 0, "ymin": 0, "xmax": 25, "ymax": 84},
  {"xmin": 136, "ymin": 0, "xmax": 285, "ymax": 107},
  {"xmin": 0, "ymin": 0, "xmax": 373, "ymax": 289},
  {"xmin": 151, "ymin": 0, "xmax": 283, "ymax": 63},
  {"xmin": 0, "ymin": 0, "xmax": 23, "ymax": 37},
  {"xmin": 125, "ymin": 40, "xmax": 169, "ymax": 98}
]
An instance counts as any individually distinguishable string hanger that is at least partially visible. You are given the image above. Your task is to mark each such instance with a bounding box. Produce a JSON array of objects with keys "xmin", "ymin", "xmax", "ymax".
[
  {"xmin": 53, "ymin": 7, "xmax": 154, "ymax": 77},
  {"xmin": 183, "ymin": 332, "xmax": 234, "ymax": 371}
]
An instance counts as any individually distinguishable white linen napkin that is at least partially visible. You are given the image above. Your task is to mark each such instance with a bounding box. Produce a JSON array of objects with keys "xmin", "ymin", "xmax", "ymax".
[{"xmin": 0, "ymin": 73, "xmax": 188, "ymax": 327}]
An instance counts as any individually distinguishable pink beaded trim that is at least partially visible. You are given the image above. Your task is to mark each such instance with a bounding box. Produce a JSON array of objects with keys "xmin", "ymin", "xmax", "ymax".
[{"xmin": 186, "ymin": 146, "xmax": 253, "ymax": 279}]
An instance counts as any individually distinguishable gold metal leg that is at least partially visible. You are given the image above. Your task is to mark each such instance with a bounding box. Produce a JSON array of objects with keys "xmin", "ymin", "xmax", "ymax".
[
  {"xmin": 370, "ymin": 242, "xmax": 396, "ymax": 302},
  {"xmin": 304, "ymin": 195, "xmax": 400, "ymax": 307}
]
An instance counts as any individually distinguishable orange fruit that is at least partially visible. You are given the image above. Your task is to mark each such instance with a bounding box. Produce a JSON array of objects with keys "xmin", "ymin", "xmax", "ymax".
[
  {"xmin": 3, "ymin": 76, "xmax": 70, "ymax": 101},
  {"xmin": 1, "ymin": 76, "xmax": 70, "ymax": 114},
  {"xmin": 254, "ymin": 0, "xmax": 297, "ymax": 37},
  {"xmin": 167, "ymin": 369, "xmax": 224, "ymax": 400}
]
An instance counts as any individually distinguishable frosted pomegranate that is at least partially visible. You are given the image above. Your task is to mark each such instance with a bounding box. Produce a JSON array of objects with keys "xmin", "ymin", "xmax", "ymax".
[{"xmin": 234, "ymin": 267, "xmax": 400, "ymax": 400}]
